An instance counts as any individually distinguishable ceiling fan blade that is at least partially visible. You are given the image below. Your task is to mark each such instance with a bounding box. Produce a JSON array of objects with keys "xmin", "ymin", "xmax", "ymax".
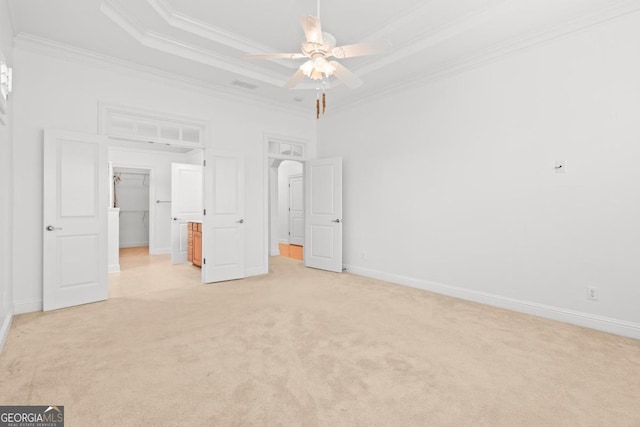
[
  {"xmin": 284, "ymin": 69, "xmax": 306, "ymax": 89},
  {"xmin": 331, "ymin": 41, "xmax": 392, "ymax": 59},
  {"xmin": 328, "ymin": 61, "xmax": 363, "ymax": 89},
  {"xmin": 301, "ymin": 15, "xmax": 323, "ymax": 44},
  {"xmin": 246, "ymin": 53, "xmax": 306, "ymax": 60}
]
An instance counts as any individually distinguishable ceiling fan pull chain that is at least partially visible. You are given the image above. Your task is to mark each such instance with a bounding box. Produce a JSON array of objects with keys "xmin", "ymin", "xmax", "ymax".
[
  {"xmin": 322, "ymin": 92, "xmax": 326, "ymax": 114},
  {"xmin": 321, "ymin": 80, "xmax": 327, "ymax": 114}
]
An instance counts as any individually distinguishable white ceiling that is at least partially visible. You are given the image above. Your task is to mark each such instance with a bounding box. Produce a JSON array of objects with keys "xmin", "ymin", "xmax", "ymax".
[{"xmin": 8, "ymin": 0, "xmax": 640, "ymax": 112}]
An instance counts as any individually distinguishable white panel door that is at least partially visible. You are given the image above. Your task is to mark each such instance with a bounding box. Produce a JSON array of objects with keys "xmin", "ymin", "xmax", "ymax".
[
  {"xmin": 171, "ymin": 163, "xmax": 203, "ymax": 264},
  {"xmin": 43, "ymin": 130, "xmax": 108, "ymax": 311},
  {"xmin": 289, "ymin": 174, "xmax": 304, "ymax": 246},
  {"xmin": 304, "ymin": 158, "xmax": 342, "ymax": 272},
  {"xmin": 203, "ymin": 151, "xmax": 245, "ymax": 283}
]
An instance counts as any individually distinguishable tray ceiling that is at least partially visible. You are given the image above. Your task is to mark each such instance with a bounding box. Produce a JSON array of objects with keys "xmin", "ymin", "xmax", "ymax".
[{"xmin": 8, "ymin": 0, "xmax": 640, "ymax": 113}]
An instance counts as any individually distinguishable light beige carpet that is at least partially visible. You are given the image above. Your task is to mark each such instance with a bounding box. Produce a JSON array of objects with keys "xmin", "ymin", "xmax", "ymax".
[{"xmin": 1, "ymin": 254, "xmax": 639, "ymax": 426}]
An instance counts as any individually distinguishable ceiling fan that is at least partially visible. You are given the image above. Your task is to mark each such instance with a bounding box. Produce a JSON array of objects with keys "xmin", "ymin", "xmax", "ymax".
[{"xmin": 246, "ymin": 1, "xmax": 390, "ymax": 116}]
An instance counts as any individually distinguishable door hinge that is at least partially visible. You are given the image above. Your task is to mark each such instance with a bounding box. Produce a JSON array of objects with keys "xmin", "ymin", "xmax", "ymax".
[
  {"xmin": 203, "ymin": 160, "xmax": 206, "ymax": 167},
  {"xmin": 203, "ymin": 209, "xmax": 206, "ymax": 215},
  {"xmin": 288, "ymin": 232, "xmax": 290, "ymax": 235},
  {"xmin": 203, "ymin": 258, "xmax": 206, "ymax": 265}
]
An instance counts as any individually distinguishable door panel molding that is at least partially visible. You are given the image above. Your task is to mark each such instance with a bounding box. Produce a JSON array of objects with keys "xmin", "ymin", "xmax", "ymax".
[
  {"xmin": 304, "ymin": 157, "xmax": 343, "ymax": 273},
  {"xmin": 43, "ymin": 130, "xmax": 109, "ymax": 311}
]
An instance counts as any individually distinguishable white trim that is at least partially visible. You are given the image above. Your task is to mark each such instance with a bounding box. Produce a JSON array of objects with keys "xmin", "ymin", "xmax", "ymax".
[
  {"xmin": 13, "ymin": 33, "xmax": 310, "ymax": 117},
  {"xmin": 345, "ymin": 264, "xmax": 640, "ymax": 340},
  {"xmin": 100, "ymin": 0, "xmax": 285, "ymax": 87},
  {"xmin": 99, "ymin": 102, "xmax": 208, "ymax": 149},
  {"xmin": 13, "ymin": 300, "xmax": 42, "ymax": 315},
  {"xmin": 118, "ymin": 242, "xmax": 150, "ymax": 249},
  {"xmin": 145, "ymin": 0, "xmax": 297, "ymax": 69},
  {"xmin": 108, "ymin": 263, "xmax": 121, "ymax": 273},
  {"xmin": 336, "ymin": 1, "xmax": 640, "ymax": 113},
  {"xmin": 0, "ymin": 309, "xmax": 14, "ymax": 353}
]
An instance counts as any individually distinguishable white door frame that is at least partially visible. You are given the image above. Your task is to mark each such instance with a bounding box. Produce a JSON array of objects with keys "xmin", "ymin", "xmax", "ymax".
[
  {"xmin": 110, "ymin": 163, "xmax": 154, "ymax": 253},
  {"xmin": 262, "ymin": 134, "xmax": 310, "ymax": 273}
]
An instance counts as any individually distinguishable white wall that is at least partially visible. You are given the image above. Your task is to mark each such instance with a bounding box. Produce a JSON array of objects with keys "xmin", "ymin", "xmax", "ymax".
[
  {"xmin": 113, "ymin": 167, "xmax": 150, "ymax": 248},
  {"xmin": 12, "ymin": 44, "xmax": 316, "ymax": 313},
  {"xmin": 0, "ymin": 0, "xmax": 14, "ymax": 349},
  {"xmin": 277, "ymin": 161, "xmax": 303, "ymax": 243},
  {"xmin": 318, "ymin": 11, "xmax": 640, "ymax": 337}
]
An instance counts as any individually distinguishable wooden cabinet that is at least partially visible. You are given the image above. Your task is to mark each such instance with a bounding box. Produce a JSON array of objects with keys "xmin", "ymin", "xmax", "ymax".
[
  {"xmin": 187, "ymin": 222, "xmax": 202, "ymax": 268},
  {"xmin": 187, "ymin": 223, "xmax": 193, "ymax": 263},
  {"xmin": 193, "ymin": 224, "xmax": 202, "ymax": 267}
]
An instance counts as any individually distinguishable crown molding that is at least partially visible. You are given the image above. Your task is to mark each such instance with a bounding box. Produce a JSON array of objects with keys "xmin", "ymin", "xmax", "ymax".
[
  {"xmin": 146, "ymin": 0, "xmax": 298, "ymax": 70},
  {"xmin": 333, "ymin": 0, "xmax": 640, "ymax": 112},
  {"xmin": 100, "ymin": 0, "xmax": 287, "ymax": 87},
  {"xmin": 356, "ymin": 1, "xmax": 507, "ymax": 78},
  {"xmin": 13, "ymin": 33, "xmax": 311, "ymax": 118}
]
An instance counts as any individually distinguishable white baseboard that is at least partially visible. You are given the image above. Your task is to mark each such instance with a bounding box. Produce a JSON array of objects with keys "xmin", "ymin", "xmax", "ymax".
[
  {"xmin": 0, "ymin": 309, "xmax": 14, "ymax": 353},
  {"xmin": 14, "ymin": 300, "xmax": 42, "ymax": 314},
  {"xmin": 119, "ymin": 242, "xmax": 149, "ymax": 249},
  {"xmin": 270, "ymin": 248, "xmax": 280, "ymax": 256},
  {"xmin": 345, "ymin": 264, "xmax": 640, "ymax": 340},
  {"xmin": 108, "ymin": 263, "xmax": 120, "ymax": 273}
]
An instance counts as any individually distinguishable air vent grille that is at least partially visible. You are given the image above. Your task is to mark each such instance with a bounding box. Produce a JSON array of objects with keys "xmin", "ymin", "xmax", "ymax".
[{"xmin": 231, "ymin": 80, "xmax": 258, "ymax": 90}]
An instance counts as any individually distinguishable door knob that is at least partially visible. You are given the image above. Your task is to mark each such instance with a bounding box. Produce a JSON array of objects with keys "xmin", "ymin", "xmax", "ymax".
[
  {"xmin": 331, "ymin": 219, "xmax": 341, "ymax": 223},
  {"xmin": 237, "ymin": 219, "xmax": 244, "ymax": 224},
  {"xmin": 46, "ymin": 225, "xmax": 62, "ymax": 231}
]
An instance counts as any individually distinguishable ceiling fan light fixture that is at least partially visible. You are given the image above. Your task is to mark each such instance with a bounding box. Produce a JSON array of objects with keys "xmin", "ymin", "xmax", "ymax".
[
  {"xmin": 299, "ymin": 60, "xmax": 314, "ymax": 76},
  {"xmin": 299, "ymin": 56, "xmax": 335, "ymax": 80}
]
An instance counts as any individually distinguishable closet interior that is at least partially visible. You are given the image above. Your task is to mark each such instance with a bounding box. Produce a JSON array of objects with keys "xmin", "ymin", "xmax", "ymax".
[{"xmin": 112, "ymin": 167, "xmax": 150, "ymax": 249}]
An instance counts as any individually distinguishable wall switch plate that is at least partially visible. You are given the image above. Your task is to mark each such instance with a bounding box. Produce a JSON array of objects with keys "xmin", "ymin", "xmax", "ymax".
[
  {"xmin": 587, "ymin": 286, "xmax": 599, "ymax": 301},
  {"xmin": 555, "ymin": 160, "xmax": 566, "ymax": 173}
]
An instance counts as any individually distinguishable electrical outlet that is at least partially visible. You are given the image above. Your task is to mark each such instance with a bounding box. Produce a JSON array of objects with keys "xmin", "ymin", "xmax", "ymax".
[{"xmin": 587, "ymin": 287, "xmax": 599, "ymax": 301}]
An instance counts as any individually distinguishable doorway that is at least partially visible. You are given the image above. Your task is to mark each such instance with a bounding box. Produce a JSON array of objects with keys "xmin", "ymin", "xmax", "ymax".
[
  {"xmin": 107, "ymin": 144, "xmax": 205, "ymax": 298},
  {"xmin": 270, "ymin": 160, "xmax": 304, "ymax": 262},
  {"xmin": 112, "ymin": 167, "xmax": 150, "ymax": 253}
]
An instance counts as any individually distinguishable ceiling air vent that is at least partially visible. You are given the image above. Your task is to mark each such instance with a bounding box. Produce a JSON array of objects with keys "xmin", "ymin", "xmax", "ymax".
[{"xmin": 231, "ymin": 80, "xmax": 258, "ymax": 90}]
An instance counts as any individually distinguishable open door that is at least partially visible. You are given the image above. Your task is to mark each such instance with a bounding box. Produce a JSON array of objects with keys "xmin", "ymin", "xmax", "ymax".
[
  {"xmin": 171, "ymin": 163, "xmax": 203, "ymax": 264},
  {"xmin": 203, "ymin": 151, "xmax": 245, "ymax": 283},
  {"xmin": 304, "ymin": 157, "xmax": 343, "ymax": 272},
  {"xmin": 289, "ymin": 174, "xmax": 304, "ymax": 246},
  {"xmin": 43, "ymin": 130, "xmax": 108, "ymax": 311}
]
